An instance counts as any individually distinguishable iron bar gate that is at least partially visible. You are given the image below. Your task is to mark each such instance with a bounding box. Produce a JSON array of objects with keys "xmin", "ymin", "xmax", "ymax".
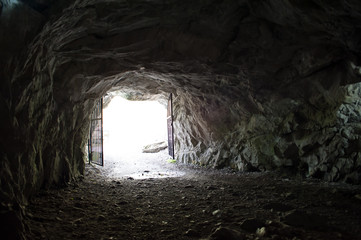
[
  {"xmin": 167, "ymin": 93, "xmax": 175, "ymax": 159},
  {"xmin": 88, "ymin": 98, "xmax": 104, "ymax": 166}
]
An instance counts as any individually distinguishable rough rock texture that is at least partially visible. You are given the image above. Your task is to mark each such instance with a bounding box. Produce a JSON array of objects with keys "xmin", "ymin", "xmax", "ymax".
[{"xmin": 2, "ymin": 1, "xmax": 361, "ymax": 237}]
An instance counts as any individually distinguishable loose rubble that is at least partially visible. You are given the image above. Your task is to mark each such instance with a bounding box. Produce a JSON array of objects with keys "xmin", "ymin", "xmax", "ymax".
[{"xmin": 25, "ymin": 163, "xmax": 361, "ymax": 240}]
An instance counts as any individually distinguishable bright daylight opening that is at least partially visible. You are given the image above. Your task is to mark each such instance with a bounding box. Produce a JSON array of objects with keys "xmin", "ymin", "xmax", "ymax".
[{"xmin": 101, "ymin": 95, "xmax": 182, "ymax": 179}]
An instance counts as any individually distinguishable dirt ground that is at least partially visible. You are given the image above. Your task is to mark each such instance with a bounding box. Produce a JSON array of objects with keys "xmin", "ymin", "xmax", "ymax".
[{"xmin": 25, "ymin": 150, "xmax": 361, "ymax": 240}]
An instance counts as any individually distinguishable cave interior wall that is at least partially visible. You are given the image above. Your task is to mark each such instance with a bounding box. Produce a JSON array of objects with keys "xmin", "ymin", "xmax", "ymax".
[{"xmin": 1, "ymin": 1, "xmax": 361, "ymax": 224}]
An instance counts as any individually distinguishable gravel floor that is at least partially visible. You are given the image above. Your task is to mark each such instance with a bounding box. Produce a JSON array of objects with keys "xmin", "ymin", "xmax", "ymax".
[{"xmin": 25, "ymin": 150, "xmax": 361, "ymax": 240}]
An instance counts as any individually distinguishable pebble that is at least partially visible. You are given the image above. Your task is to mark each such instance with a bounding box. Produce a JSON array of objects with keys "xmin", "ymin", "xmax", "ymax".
[
  {"xmin": 256, "ymin": 227, "xmax": 266, "ymax": 237},
  {"xmin": 212, "ymin": 209, "xmax": 221, "ymax": 216}
]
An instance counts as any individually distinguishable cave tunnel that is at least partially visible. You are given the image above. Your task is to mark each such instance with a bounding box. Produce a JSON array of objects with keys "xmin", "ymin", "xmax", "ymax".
[{"xmin": 1, "ymin": 0, "xmax": 361, "ymax": 239}]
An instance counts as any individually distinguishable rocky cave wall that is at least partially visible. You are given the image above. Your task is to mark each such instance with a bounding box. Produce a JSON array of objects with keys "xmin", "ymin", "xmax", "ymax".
[
  {"xmin": 174, "ymin": 75, "xmax": 361, "ymax": 183},
  {"xmin": 2, "ymin": 2, "xmax": 361, "ymax": 229}
]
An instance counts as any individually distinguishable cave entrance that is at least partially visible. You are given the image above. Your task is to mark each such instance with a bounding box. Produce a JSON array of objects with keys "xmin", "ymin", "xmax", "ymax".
[{"xmin": 97, "ymin": 94, "xmax": 179, "ymax": 179}]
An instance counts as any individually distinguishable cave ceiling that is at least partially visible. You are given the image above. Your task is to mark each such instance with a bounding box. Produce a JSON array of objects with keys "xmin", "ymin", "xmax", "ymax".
[{"xmin": 2, "ymin": 0, "xmax": 360, "ymax": 104}]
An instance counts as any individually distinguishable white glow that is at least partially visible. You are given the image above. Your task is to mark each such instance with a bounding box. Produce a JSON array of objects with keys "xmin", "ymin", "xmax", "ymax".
[
  {"xmin": 4, "ymin": 0, "xmax": 18, "ymax": 7},
  {"xmin": 103, "ymin": 96, "xmax": 167, "ymax": 159},
  {"xmin": 101, "ymin": 96, "xmax": 184, "ymax": 180},
  {"xmin": 1, "ymin": 0, "xmax": 19, "ymax": 15}
]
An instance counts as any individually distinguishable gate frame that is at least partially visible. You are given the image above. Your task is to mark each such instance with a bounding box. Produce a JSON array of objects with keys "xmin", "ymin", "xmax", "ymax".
[
  {"xmin": 88, "ymin": 97, "xmax": 104, "ymax": 166},
  {"xmin": 167, "ymin": 93, "xmax": 175, "ymax": 159}
]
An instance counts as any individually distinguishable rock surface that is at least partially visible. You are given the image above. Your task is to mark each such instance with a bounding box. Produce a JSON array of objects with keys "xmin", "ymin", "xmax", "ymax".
[{"xmin": 1, "ymin": 0, "xmax": 361, "ymax": 238}]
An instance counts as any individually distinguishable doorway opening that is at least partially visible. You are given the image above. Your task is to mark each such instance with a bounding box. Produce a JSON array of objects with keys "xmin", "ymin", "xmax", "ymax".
[{"xmin": 92, "ymin": 93, "xmax": 182, "ymax": 179}]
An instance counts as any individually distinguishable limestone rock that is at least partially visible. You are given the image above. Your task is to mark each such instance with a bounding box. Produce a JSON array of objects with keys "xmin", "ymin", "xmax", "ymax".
[{"xmin": 142, "ymin": 141, "xmax": 168, "ymax": 153}]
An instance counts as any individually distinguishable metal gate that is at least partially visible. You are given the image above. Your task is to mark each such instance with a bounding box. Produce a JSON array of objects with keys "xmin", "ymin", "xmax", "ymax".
[
  {"xmin": 167, "ymin": 93, "xmax": 175, "ymax": 159},
  {"xmin": 88, "ymin": 98, "xmax": 104, "ymax": 166}
]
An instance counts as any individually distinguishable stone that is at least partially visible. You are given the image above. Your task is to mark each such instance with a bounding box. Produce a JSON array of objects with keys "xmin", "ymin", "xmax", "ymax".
[
  {"xmin": 142, "ymin": 141, "xmax": 168, "ymax": 153},
  {"xmin": 256, "ymin": 227, "xmax": 266, "ymax": 237},
  {"xmin": 212, "ymin": 210, "xmax": 221, "ymax": 217}
]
